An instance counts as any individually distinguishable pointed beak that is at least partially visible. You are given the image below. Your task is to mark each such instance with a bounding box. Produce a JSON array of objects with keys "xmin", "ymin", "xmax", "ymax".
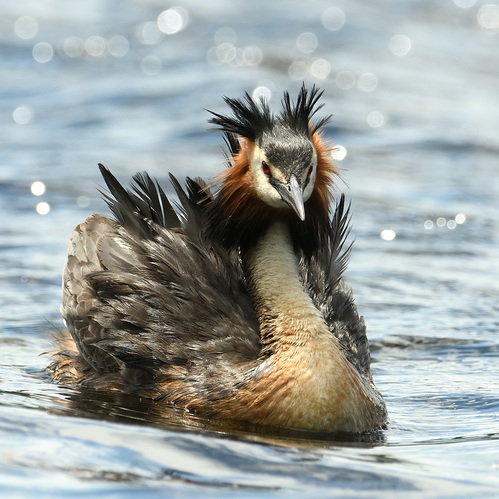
[{"xmin": 274, "ymin": 175, "xmax": 306, "ymax": 221}]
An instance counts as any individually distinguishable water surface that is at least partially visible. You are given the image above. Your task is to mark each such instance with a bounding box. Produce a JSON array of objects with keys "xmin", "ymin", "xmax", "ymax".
[{"xmin": 1, "ymin": 1, "xmax": 498, "ymax": 496}]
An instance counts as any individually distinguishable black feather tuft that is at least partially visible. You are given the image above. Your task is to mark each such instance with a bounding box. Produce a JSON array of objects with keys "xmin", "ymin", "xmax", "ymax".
[
  {"xmin": 98, "ymin": 163, "xmax": 181, "ymax": 238},
  {"xmin": 207, "ymin": 85, "xmax": 331, "ymax": 142},
  {"xmin": 280, "ymin": 84, "xmax": 332, "ymax": 136},
  {"xmin": 208, "ymin": 93, "xmax": 273, "ymax": 141}
]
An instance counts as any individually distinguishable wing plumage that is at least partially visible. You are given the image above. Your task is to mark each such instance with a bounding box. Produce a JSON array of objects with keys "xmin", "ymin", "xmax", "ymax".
[
  {"xmin": 58, "ymin": 166, "xmax": 369, "ymax": 400},
  {"xmin": 60, "ymin": 167, "xmax": 261, "ymax": 399}
]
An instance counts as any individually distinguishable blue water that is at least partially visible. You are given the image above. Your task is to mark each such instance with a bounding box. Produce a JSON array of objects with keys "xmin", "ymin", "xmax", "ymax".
[{"xmin": 1, "ymin": 0, "xmax": 498, "ymax": 497}]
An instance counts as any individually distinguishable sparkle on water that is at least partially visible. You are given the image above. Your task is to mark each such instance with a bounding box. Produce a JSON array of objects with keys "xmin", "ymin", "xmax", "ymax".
[{"xmin": 30, "ymin": 181, "xmax": 46, "ymax": 196}]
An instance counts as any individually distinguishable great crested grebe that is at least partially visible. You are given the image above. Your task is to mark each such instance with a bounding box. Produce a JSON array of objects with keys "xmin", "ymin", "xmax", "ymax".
[{"xmin": 52, "ymin": 86, "xmax": 387, "ymax": 433}]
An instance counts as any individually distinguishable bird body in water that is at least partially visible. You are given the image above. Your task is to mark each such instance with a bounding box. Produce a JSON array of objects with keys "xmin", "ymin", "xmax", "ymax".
[{"xmin": 52, "ymin": 86, "xmax": 387, "ymax": 433}]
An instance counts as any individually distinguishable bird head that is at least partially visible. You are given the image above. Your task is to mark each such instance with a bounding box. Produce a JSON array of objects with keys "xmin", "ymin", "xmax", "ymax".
[
  {"xmin": 207, "ymin": 85, "xmax": 339, "ymax": 249},
  {"xmin": 246, "ymin": 123, "xmax": 317, "ymax": 221}
]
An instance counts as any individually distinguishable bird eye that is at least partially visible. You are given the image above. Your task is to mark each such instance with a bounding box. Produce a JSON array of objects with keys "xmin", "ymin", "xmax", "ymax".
[
  {"xmin": 307, "ymin": 165, "xmax": 313, "ymax": 176},
  {"xmin": 262, "ymin": 161, "xmax": 271, "ymax": 176}
]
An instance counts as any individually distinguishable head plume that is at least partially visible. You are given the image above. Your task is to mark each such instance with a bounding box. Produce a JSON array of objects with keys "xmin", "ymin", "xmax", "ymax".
[{"xmin": 208, "ymin": 84, "xmax": 331, "ymax": 142}]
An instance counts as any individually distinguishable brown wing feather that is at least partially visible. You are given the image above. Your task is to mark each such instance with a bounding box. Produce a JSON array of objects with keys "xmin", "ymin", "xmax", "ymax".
[{"xmin": 56, "ymin": 168, "xmax": 261, "ymax": 401}]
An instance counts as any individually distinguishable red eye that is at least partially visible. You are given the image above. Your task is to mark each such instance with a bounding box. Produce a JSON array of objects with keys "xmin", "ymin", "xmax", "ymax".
[
  {"xmin": 262, "ymin": 161, "xmax": 271, "ymax": 175},
  {"xmin": 307, "ymin": 166, "xmax": 313, "ymax": 176}
]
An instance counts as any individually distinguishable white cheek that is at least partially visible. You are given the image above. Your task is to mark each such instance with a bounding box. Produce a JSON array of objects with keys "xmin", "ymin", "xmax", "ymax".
[
  {"xmin": 250, "ymin": 156, "xmax": 287, "ymax": 208},
  {"xmin": 303, "ymin": 150, "xmax": 318, "ymax": 202},
  {"xmin": 303, "ymin": 168, "xmax": 316, "ymax": 202}
]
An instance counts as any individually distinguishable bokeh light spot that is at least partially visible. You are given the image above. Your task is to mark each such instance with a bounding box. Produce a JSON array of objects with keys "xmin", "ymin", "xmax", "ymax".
[
  {"xmin": 453, "ymin": 0, "xmax": 477, "ymax": 7},
  {"xmin": 252, "ymin": 86, "xmax": 271, "ymax": 102},
  {"xmin": 296, "ymin": 32, "xmax": 318, "ymax": 54},
  {"xmin": 13, "ymin": 106, "xmax": 33, "ymax": 125},
  {"xmin": 322, "ymin": 7, "xmax": 345, "ymax": 31},
  {"xmin": 477, "ymin": 4, "xmax": 499, "ymax": 30},
  {"xmin": 31, "ymin": 181, "xmax": 46, "ymax": 196},
  {"xmin": 33, "ymin": 42, "xmax": 53, "ymax": 63},
  {"xmin": 14, "ymin": 16, "xmax": 38, "ymax": 39},
  {"xmin": 380, "ymin": 229, "xmax": 396, "ymax": 241},
  {"xmin": 336, "ymin": 70, "xmax": 355, "ymax": 90},
  {"xmin": 109, "ymin": 35, "xmax": 129, "ymax": 57},
  {"xmin": 158, "ymin": 7, "xmax": 189, "ymax": 35},
  {"xmin": 85, "ymin": 36, "xmax": 107, "ymax": 57},
  {"xmin": 243, "ymin": 46, "xmax": 262, "ymax": 67},
  {"xmin": 216, "ymin": 43, "xmax": 236, "ymax": 64},
  {"xmin": 367, "ymin": 111, "xmax": 386, "ymax": 128},
  {"xmin": 357, "ymin": 72, "xmax": 378, "ymax": 92},
  {"xmin": 288, "ymin": 60, "xmax": 309, "ymax": 80},
  {"xmin": 62, "ymin": 37, "xmax": 84, "ymax": 57},
  {"xmin": 389, "ymin": 34, "xmax": 412, "ymax": 57},
  {"xmin": 310, "ymin": 58, "xmax": 331, "ymax": 79},
  {"xmin": 136, "ymin": 21, "xmax": 163, "ymax": 45},
  {"xmin": 455, "ymin": 213, "xmax": 466, "ymax": 224},
  {"xmin": 36, "ymin": 202, "xmax": 50, "ymax": 215},
  {"xmin": 331, "ymin": 145, "xmax": 347, "ymax": 161}
]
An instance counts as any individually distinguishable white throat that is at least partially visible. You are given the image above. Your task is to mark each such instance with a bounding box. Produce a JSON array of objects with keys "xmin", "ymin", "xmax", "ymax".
[{"xmin": 245, "ymin": 220, "xmax": 325, "ymax": 341}]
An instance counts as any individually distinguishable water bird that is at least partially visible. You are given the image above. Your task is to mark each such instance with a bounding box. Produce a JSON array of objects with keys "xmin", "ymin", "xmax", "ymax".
[{"xmin": 52, "ymin": 86, "xmax": 387, "ymax": 433}]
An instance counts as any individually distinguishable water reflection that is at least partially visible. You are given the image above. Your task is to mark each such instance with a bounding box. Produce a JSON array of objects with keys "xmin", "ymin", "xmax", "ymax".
[{"xmin": 51, "ymin": 386, "xmax": 386, "ymax": 449}]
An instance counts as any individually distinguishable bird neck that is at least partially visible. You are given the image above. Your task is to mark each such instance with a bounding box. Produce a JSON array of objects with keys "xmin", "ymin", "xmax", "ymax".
[
  {"xmin": 233, "ymin": 219, "xmax": 387, "ymax": 432},
  {"xmin": 245, "ymin": 219, "xmax": 329, "ymax": 347}
]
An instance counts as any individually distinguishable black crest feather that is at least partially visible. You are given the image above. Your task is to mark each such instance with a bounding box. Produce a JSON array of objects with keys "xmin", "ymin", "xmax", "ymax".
[
  {"xmin": 208, "ymin": 93, "xmax": 272, "ymax": 141},
  {"xmin": 208, "ymin": 84, "xmax": 331, "ymax": 142},
  {"xmin": 280, "ymin": 85, "xmax": 332, "ymax": 135}
]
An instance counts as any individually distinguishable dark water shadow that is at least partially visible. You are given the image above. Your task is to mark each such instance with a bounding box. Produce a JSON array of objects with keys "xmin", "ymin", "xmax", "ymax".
[{"xmin": 37, "ymin": 379, "xmax": 387, "ymax": 450}]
